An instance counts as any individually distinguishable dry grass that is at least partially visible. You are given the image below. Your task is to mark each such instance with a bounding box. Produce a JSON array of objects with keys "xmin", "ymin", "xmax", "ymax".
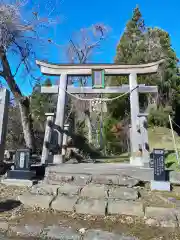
[{"xmin": 148, "ymin": 127, "xmax": 180, "ymax": 151}]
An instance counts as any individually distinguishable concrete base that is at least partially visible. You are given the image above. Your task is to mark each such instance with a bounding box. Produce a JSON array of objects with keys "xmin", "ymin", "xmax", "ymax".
[
  {"xmin": 1, "ymin": 178, "xmax": 35, "ymax": 187},
  {"xmin": 53, "ymin": 155, "xmax": 64, "ymax": 164},
  {"xmin": 150, "ymin": 180, "xmax": 171, "ymax": 192},
  {"xmin": 130, "ymin": 157, "xmax": 144, "ymax": 167}
]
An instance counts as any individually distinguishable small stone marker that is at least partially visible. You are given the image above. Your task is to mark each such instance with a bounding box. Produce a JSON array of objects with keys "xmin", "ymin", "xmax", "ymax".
[
  {"xmin": 150, "ymin": 149, "xmax": 170, "ymax": 191},
  {"xmin": 7, "ymin": 149, "xmax": 36, "ymax": 180},
  {"xmin": 15, "ymin": 149, "xmax": 31, "ymax": 170}
]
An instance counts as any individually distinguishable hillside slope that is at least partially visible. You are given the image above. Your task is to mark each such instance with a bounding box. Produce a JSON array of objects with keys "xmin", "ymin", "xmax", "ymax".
[{"xmin": 148, "ymin": 127, "xmax": 180, "ymax": 151}]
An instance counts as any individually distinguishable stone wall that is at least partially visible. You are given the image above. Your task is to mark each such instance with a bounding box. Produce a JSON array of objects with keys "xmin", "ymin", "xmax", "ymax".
[{"xmin": 17, "ymin": 171, "xmax": 180, "ymax": 228}]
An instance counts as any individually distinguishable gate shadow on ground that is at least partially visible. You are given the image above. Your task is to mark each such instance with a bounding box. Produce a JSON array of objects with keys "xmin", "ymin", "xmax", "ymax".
[
  {"xmin": 58, "ymin": 126, "xmax": 103, "ymax": 159},
  {"xmin": 0, "ymin": 200, "xmax": 21, "ymax": 213},
  {"xmin": 0, "ymin": 162, "xmax": 13, "ymax": 175}
]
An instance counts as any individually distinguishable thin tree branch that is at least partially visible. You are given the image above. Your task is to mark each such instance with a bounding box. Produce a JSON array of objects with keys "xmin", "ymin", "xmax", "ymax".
[
  {"xmin": 0, "ymin": 70, "xmax": 4, "ymax": 77},
  {"xmin": 0, "ymin": 47, "xmax": 23, "ymax": 99},
  {"xmin": 12, "ymin": 40, "xmax": 42, "ymax": 83}
]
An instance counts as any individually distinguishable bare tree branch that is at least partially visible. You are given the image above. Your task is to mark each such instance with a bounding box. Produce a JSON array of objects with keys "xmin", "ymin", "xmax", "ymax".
[
  {"xmin": 0, "ymin": 70, "xmax": 4, "ymax": 77},
  {"xmin": 66, "ymin": 24, "xmax": 109, "ymax": 143},
  {"xmin": 0, "ymin": 1, "xmax": 60, "ymax": 151}
]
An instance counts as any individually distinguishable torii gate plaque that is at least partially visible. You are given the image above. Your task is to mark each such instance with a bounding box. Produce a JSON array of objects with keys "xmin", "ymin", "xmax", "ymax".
[{"xmin": 36, "ymin": 59, "xmax": 163, "ymax": 166}]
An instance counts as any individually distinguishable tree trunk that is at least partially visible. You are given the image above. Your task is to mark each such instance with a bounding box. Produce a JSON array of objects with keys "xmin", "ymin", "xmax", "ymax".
[
  {"xmin": 18, "ymin": 98, "xmax": 35, "ymax": 151},
  {"xmin": 0, "ymin": 48, "xmax": 35, "ymax": 151}
]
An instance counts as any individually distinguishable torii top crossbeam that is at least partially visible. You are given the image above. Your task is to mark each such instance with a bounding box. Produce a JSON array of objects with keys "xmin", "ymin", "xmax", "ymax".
[{"xmin": 36, "ymin": 59, "xmax": 164, "ymax": 76}]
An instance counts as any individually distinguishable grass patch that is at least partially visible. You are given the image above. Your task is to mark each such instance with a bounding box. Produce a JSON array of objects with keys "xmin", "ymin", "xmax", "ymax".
[
  {"xmin": 104, "ymin": 153, "xmax": 130, "ymax": 163},
  {"xmin": 102, "ymin": 127, "xmax": 180, "ymax": 165},
  {"xmin": 148, "ymin": 127, "xmax": 180, "ymax": 150}
]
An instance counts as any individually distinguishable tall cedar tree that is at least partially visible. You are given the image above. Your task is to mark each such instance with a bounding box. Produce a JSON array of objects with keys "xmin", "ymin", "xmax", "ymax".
[
  {"xmin": 103, "ymin": 6, "xmax": 180, "ymax": 154},
  {"xmin": 108, "ymin": 6, "xmax": 180, "ymax": 120}
]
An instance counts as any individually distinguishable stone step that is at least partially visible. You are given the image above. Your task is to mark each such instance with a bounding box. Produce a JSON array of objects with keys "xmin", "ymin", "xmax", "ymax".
[
  {"xmin": 29, "ymin": 182, "xmax": 140, "ymax": 200},
  {"xmin": 18, "ymin": 189, "xmax": 180, "ymax": 226},
  {"xmin": 17, "ymin": 193, "xmax": 53, "ymax": 209},
  {"xmin": 45, "ymin": 173, "xmax": 92, "ymax": 186},
  {"xmin": 45, "ymin": 172, "xmax": 140, "ymax": 187},
  {"xmin": 30, "ymin": 183, "xmax": 59, "ymax": 196},
  {"xmin": 18, "ymin": 192, "xmax": 144, "ymax": 217},
  {"xmin": 45, "ymin": 164, "xmax": 180, "ymax": 185}
]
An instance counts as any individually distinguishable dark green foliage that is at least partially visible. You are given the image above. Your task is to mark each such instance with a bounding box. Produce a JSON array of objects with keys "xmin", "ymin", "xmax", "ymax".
[
  {"xmin": 148, "ymin": 106, "xmax": 173, "ymax": 127},
  {"xmin": 30, "ymin": 78, "xmax": 53, "ymax": 152},
  {"xmin": 103, "ymin": 117, "xmax": 129, "ymax": 154},
  {"xmin": 30, "ymin": 78, "xmax": 53, "ymax": 130},
  {"xmin": 103, "ymin": 6, "xmax": 180, "ymax": 154}
]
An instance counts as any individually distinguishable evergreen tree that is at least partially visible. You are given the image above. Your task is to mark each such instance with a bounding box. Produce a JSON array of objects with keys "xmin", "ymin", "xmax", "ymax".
[
  {"xmin": 30, "ymin": 78, "xmax": 53, "ymax": 152},
  {"xmin": 115, "ymin": 6, "xmax": 145, "ymax": 64},
  {"xmin": 103, "ymin": 6, "xmax": 180, "ymax": 154},
  {"xmin": 30, "ymin": 78, "xmax": 53, "ymax": 130},
  {"xmin": 109, "ymin": 6, "xmax": 180, "ymax": 119}
]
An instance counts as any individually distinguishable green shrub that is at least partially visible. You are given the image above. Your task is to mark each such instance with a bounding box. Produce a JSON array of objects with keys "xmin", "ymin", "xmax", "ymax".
[
  {"xmin": 165, "ymin": 151, "xmax": 180, "ymax": 171},
  {"xmin": 148, "ymin": 106, "xmax": 174, "ymax": 127}
]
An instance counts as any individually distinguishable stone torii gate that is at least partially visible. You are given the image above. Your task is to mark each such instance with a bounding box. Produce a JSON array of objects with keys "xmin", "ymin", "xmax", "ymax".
[{"xmin": 36, "ymin": 59, "xmax": 163, "ymax": 166}]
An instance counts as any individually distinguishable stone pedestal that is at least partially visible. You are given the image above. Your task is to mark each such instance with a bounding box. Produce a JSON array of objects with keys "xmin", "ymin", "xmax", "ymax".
[
  {"xmin": 6, "ymin": 149, "xmax": 36, "ymax": 181},
  {"xmin": 130, "ymin": 156, "xmax": 144, "ymax": 167},
  {"xmin": 53, "ymin": 154, "xmax": 64, "ymax": 164},
  {"xmin": 7, "ymin": 169, "xmax": 35, "ymax": 180},
  {"xmin": 150, "ymin": 180, "xmax": 170, "ymax": 191}
]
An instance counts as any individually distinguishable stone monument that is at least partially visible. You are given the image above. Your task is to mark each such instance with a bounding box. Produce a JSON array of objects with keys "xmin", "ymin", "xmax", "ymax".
[
  {"xmin": 0, "ymin": 88, "xmax": 10, "ymax": 161},
  {"xmin": 150, "ymin": 148, "xmax": 170, "ymax": 191}
]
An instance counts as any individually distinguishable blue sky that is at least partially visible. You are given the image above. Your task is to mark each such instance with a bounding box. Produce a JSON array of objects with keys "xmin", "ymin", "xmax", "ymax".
[{"xmin": 8, "ymin": 0, "xmax": 180, "ymax": 95}]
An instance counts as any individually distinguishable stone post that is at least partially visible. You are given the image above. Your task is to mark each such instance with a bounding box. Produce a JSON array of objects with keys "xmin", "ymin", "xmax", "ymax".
[
  {"xmin": 129, "ymin": 73, "xmax": 142, "ymax": 166},
  {"xmin": 138, "ymin": 114, "xmax": 150, "ymax": 166},
  {"xmin": 54, "ymin": 74, "xmax": 68, "ymax": 164},
  {"xmin": 41, "ymin": 113, "xmax": 54, "ymax": 165},
  {"xmin": 61, "ymin": 124, "xmax": 69, "ymax": 162},
  {"xmin": 0, "ymin": 89, "xmax": 10, "ymax": 162}
]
